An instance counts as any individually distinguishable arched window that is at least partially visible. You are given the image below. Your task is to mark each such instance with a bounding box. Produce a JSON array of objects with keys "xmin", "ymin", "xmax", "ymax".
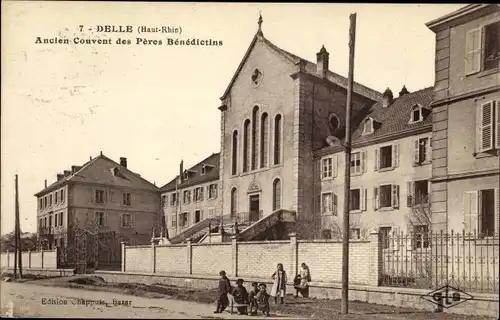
[
  {"xmin": 231, "ymin": 131, "xmax": 238, "ymax": 175},
  {"xmin": 272, "ymin": 178, "xmax": 281, "ymax": 211},
  {"xmin": 251, "ymin": 106, "xmax": 259, "ymax": 170},
  {"xmin": 274, "ymin": 114, "xmax": 282, "ymax": 165},
  {"xmin": 230, "ymin": 188, "xmax": 237, "ymax": 217},
  {"xmin": 260, "ymin": 113, "xmax": 269, "ymax": 168},
  {"xmin": 243, "ymin": 119, "xmax": 250, "ymax": 172}
]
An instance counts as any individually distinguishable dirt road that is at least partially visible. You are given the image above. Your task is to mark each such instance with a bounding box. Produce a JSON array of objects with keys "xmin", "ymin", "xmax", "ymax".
[{"xmin": 0, "ymin": 281, "xmax": 291, "ymax": 319}]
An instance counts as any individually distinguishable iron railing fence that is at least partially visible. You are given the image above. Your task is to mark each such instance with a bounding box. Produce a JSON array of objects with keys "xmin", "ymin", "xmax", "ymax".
[{"xmin": 381, "ymin": 230, "xmax": 499, "ymax": 294}]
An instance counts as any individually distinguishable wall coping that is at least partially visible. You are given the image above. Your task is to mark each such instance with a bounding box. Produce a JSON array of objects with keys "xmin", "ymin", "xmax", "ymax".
[
  {"xmin": 94, "ymin": 270, "xmax": 499, "ymax": 302},
  {"xmin": 4, "ymin": 267, "xmax": 74, "ymax": 272}
]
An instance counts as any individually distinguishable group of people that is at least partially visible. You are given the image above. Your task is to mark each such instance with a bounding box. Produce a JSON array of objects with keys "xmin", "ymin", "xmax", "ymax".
[{"xmin": 214, "ymin": 262, "xmax": 311, "ymax": 317}]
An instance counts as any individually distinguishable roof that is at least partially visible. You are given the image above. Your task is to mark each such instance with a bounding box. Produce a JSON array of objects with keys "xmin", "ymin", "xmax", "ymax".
[
  {"xmin": 34, "ymin": 154, "xmax": 159, "ymax": 196},
  {"xmin": 159, "ymin": 153, "xmax": 220, "ymax": 193},
  {"xmin": 317, "ymin": 86, "xmax": 434, "ymax": 155},
  {"xmin": 220, "ymin": 31, "xmax": 382, "ymax": 103},
  {"xmin": 426, "ymin": 4, "xmax": 496, "ymax": 31}
]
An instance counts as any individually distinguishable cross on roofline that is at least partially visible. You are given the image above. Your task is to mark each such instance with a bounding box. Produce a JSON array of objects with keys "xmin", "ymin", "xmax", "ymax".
[{"xmin": 258, "ymin": 12, "xmax": 263, "ymax": 32}]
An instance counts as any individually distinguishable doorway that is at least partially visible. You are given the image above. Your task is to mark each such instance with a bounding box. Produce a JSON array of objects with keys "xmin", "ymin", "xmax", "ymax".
[{"xmin": 249, "ymin": 195, "xmax": 260, "ymax": 222}]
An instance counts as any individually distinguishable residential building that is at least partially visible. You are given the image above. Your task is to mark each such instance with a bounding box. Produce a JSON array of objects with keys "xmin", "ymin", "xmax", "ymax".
[
  {"xmin": 426, "ymin": 4, "xmax": 499, "ymax": 236},
  {"xmin": 159, "ymin": 153, "xmax": 221, "ymax": 237},
  {"xmin": 315, "ymin": 87, "xmax": 434, "ymax": 239},
  {"xmin": 35, "ymin": 153, "xmax": 161, "ymax": 249}
]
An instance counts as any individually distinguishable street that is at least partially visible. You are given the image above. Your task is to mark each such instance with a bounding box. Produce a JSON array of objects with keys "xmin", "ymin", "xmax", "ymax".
[{"xmin": 0, "ymin": 281, "xmax": 292, "ymax": 319}]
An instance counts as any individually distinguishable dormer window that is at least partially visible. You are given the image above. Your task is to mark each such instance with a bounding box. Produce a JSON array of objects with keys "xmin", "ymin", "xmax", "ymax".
[
  {"xmin": 110, "ymin": 167, "xmax": 119, "ymax": 176},
  {"xmin": 201, "ymin": 164, "xmax": 215, "ymax": 175},
  {"xmin": 409, "ymin": 104, "xmax": 431, "ymax": 124},
  {"xmin": 363, "ymin": 118, "xmax": 374, "ymax": 135},
  {"xmin": 183, "ymin": 171, "xmax": 189, "ymax": 180},
  {"xmin": 201, "ymin": 165, "xmax": 206, "ymax": 175}
]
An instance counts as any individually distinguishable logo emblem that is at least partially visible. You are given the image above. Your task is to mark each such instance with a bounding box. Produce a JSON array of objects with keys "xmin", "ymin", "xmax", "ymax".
[{"xmin": 421, "ymin": 285, "xmax": 473, "ymax": 309}]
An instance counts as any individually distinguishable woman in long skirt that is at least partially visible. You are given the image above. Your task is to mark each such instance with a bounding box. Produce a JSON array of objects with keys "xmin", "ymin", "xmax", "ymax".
[{"xmin": 270, "ymin": 263, "xmax": 287, "ymax": 304}]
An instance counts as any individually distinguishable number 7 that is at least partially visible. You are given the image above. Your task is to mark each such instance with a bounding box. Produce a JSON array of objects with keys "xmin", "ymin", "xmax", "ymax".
[{"xmin": 79, "ymin": 25, "xmax": 83, "ymax": 32}]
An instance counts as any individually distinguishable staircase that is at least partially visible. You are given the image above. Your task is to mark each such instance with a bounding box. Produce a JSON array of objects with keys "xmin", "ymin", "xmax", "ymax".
[{"xmin": 237, "ymin": 209, "xmax": 296, "ymax": 241}]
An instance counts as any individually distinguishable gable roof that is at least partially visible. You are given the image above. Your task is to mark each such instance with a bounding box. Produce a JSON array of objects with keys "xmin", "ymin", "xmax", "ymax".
[
  {"xmin": 34, "ymin": 154, "xmax": 158, "ymax": 196},
  {"xmin": 220, "ymin": 31, "xmax": 382, "ymax": 103},
  {"xmin": 159, "ymin": 153, "xmax": 220, "ymax": 193}
]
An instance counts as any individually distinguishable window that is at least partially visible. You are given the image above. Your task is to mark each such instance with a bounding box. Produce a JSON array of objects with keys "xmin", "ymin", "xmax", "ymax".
[
  {"xmin": 350, "ymin": 151, "xmax": 365, "ymax": 175},
  {"xmin": 251, "ymin": 106, "xmax": 259, "ymax": 170},
  {"xmin": 407, "ymin": 180, "xmax": 429, "ymax": 207},
  {"xmin": 477, "ymin": 101, "xmax": 500, "ymax": 152},
  {"xmin": 95, "ymin": 190, "xmax": 105, "ymax": 203},
  {"xmin": 59, "ymin": 212, "xmax": 63, "ymax": 226},
  {"xmin": 464, "ymin": 189, "xmax": 499, "ymax": 238},
  {"xmin": 466, "ymin": 22, "xmax": 500, "ymax": 75},
  {"xmin": 49, "ymin": 194, "xmax": 53, "ymax": 206},
  {"xmin": 232, "ymin": 131, "xmax": 238, "ymax": 175},
  {"xmin": 201, "ymin": 165, "xmax": 205, "ymax": 175},
  {"xmin": 375, "ymin": 144, "xmax": 399, "ymax": 171},
  {"xmin": 183, "ymin": 171, "xmax": 189, "ymax": 180},
  {"xmin": 363, "ymin": 118, "xmax": 373, "ymax": 135},
  {"xmin": 95, "ymin": 212, "xmax": 105, "ymax": 226},
  {"xmin": 180, "ymin": 212, "xmax": 189, "ymax": 228},
  {"xmin": 44, "ymin": 196, "xmax": 47, "ymax": 208},
  {"xmin": 413, "ymin": 225, "xmax": 429, "ymax": 249},
  {"xmin": 39, "ymin": 198, "xmax": 43, "ymax": 209},
  {"xmin": 379, "ymin": 227, "xmax": 392, "ymax": 249},
  {"xmin": 183, "ymin": 190, "xmax": 191, "ymax": 204},
  {"xmin": 411, "ymin": 106, "xmax": 422, "ymax": 123},
  {"xmin": 49, "ymin": 215, "xmax": 52, "ymax": 227},
  {"xmin": 321, "ymin": 157, "xmax": 334, "ymax": 179},
  {"xmin": 60, "ymin": 189, "xmax": 64, "ymax": 203},
  {"xmin": 122, "ymin": 192, "xmax": 131, "ymax": 206},
  {"xmin": 350, "ymin": 189, "xmax": 360, "ymax": 211},
  {"xmin": 208, "ymin": 184, "xmax": 217, "ymax": 199},
  {"xmin": 230, "ymin": 188, "xmax": 237, "ymax": 217},
  {"xmin": 44, "ymin": 217, "xmax": 47, "ymax": 229},
  {"xmin": 194, "ymin": 210, "xmax": 202, "ymax": 223},
  {"xmin": 171, "ymin": 214, "xmax": 177, "ymax": 228},
  {"xmin": 170, "ymin": 192, "xmax": 178, "ymax": 206},
  {"xmin": 272, "ymin": 179, "xmax": 281, "ymax": 211},
  {"xmin": 329, "ymin": 114, "xmax": 340, "ymax": 132},
  {"xmin": 194, "ymin": 187, "xmax": 204, "ymax": 202},
  {"xmin": 39, "ymin": 218, "xmax": 42, "ymax": 230},
  {"xmin": 121, "ymin": 213, "xmax": 134, "ymax": 228},
  {"xmin": 274, "ymin": 114, "xmax": 282, "ymax": 165},
  {"xmin": 321, "ymin": 192, "xmax": 338, "ymax": 215},
  {"xmin": 260, "ymin": 113, "xmax": 269, "ymax": 168},
  {"xmin": 208, "ymin": 208, "xmax": 215, "ymax": 218},
  {"xmin": 54, "ymin": 213, "xmax": 58, "ymax": 227},
  {"xmin": 374, "ymin": 184, "xmax": 399, "ymax": 210},
  {"xmin": 349, "ymin": 228, "xmax": 360, "ymax": 240},
  {"xmin": 243, "ymin": 119, "xmax": 250, "ymax": 172},
  {"xmin": 55, "ymin": 192, "xmax": 59, "ymax": 204},
  {"xmin": 161, "ymin": 195, "xmax": 167, "ymax": 207},
  {"xmin": 413, "ymin": 137, "xmax": 432, "ymax": 165}
]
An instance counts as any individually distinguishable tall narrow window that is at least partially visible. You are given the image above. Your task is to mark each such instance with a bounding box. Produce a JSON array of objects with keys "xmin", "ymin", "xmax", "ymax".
[
  {"xmin": 260, "ymin": 113, "xmax": 269, "ymax": 168},
  {"xmin": 274, "ymin": 114, "xmax": 282, "ymax": 165},
  {"xmin": 251, "ymin": 106, "xmax": 259, "ymax": 170},
  {"xmin": 231, "ymin": 188, "xmax": 237, "ymax": 217},
  {"xmin": 232, "ymin": 131, "xmax": 238, "ymax": 175},
  {"xmin": 272, "ymin": 179, "xmax": 281, "ymax": 211},
  {"xmin": 243, "ymin": 119, "xmax": 250, "ymax": 172}
]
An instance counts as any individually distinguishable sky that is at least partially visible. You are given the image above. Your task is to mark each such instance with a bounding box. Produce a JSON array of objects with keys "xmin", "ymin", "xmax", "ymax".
[{"xmin": 1, "ymin": 2, "xmax": 467, "ymax": 234}]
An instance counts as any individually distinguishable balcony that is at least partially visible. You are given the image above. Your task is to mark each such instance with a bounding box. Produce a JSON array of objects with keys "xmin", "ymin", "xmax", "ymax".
[{"xmin": 38, "ymin": 227, "xmax": 54, "ymax": 237}]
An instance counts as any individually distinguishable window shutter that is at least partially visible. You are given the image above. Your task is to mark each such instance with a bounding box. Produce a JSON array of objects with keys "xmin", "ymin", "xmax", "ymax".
[
  {"xmin": 392, "ymin": 144, "xmax": 400, "ymax": 168},
  {"xmin": 407, "ymin": 181, "xmax": 415, "ymax": 207},
  {"xmin": 373, "ymin": 187, "xmax": 379, "ymax": 210},
  {"xmin": 130, "ymin": 214, "xmax": 136, "ymax": 229},
  {"xmin": 495, "ymin": 188, "xmax": 499, "ymax": 236},
  {"xmin": 332, "ymin": 194, "xmax": 338, "ymax": 216},
  {"xmin": 361, "ymin": 150, "xmax": 367, "ymax": 173},
  {"xmin": 374, "ymin": 149, "xmax": 379, "ymax": 171},
  {"xmin": 465, "ymin": 28, "xmax": 482, "ymax": 75},
  {"xmin": 413, "ymin": 139, "xmax": 420, "ymax": 164},
  {"xmin": 496, "ymin": 101, "xmax": 500, "ymax": 149},
  {"xmin": 463, "ymin": 191, "xmax": 479, "ymax": 236},
  {"xmin": 361, "ymin": 188, "xmax": 367, "ymax": 211},
  {"xmin": 104, "ymin": 212, "xmax": 108, "ymax": 227},
  {"xmin": 426, "ymin": 137, "xmax": 432, "ymax": 163},
  {"xmin": 315, "ymin": 194, "xmax": 321, "ymax": 214},
  {"xmin": 479, "ymin": 101, "xmax": 494, "ymax": 152},
  {"xmin": 392, "ymin": 184, "xmax": 400, "ymax": 208},
  {"xmin": 333, "ymin": 156, "xmax": 338, "ymax": 178}
]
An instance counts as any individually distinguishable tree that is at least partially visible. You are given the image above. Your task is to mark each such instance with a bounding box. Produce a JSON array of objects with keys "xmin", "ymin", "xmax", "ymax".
[
  {"xmin": 405, "ymin": 195, "xmax": 432, "ymax": 232},
  {"xmin": 1, "ymin": 232, "xmax": 38, "ymax": 252}
]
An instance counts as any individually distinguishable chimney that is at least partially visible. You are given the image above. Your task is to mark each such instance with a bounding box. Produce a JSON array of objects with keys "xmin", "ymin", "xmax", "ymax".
[
  {"xmin": 120, "ymin": 157, "xmax": 127, "ymax": 168},
  {"xmin": 90, "ymin": 156, "xmax": 92, "ymax": 161},
  {"xmin": 56, "ymin": 174, "xmax": 64, "ymax": 181},
  {"xmin": 63, "ymin": 170, "xmax": 71, "ymax": 177},
  {"xmin": 316, "ymin": 45, "xmax": 329, "ymax": 78},
  {"xmin": 399, "ymin": 85, "xmax": 409, "ymax": 97},
  {"xmin": 44, "ymin": 179, "xmax": 47, "ymax": 188},
  {"xmin": 382, "ymin": 87, "xmax": 394, "ymax": 108},
  {"xmin": 180, "ymin": 160, "xmax": 184, "ymax": 182}
]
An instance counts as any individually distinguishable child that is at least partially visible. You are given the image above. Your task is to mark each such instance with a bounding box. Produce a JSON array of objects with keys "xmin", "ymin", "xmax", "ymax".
[
  {"xmin": 248, "ymin": 282, "xmax": 259, "ymax": 315},
  {"xmin": 271, "ymin": 263, "xmax": 287, "ymax": 304},
  {"xmin": 214, "ymin": 270, "xmax": 231, "ymax": 314},
  {"xmin": 256, "ymin": 283, "xmax": 271, "ymax": 317},
  {"xmin": 231, "ymin": 279, "xmax": 249, "ymax": 315}
]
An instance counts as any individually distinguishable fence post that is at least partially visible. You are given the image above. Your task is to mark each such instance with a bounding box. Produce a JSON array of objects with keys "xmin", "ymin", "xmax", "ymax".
[
  {"xmin": 121, "ymin": 241, "xmax": 126, "ymax": 272},
  {"xmin": 7, "ymin": 250, "xmax": 10, "ymax": 268},
  {"xmin": 28, "ymin": 249, "xmax": 31, "ymax": 269},
  {"xmin": 186, "ymin": 238, "xmax": 192, "ymax": 275},
  {"xmin": 231, "ymin": 235, "xmax": 238, "ymax": 277},
  {"xmin": 289, "ymin": 233, "xmax": 298, "ymax": 278},
  {"xmin": 151, "ymin": 240, "xmax": 156, "ymax": 274},
  {"xmin": 369, "ymin": 231, "xmax": 381, "ymax": 286},
  {"xmin": 41, "ymin": 247, "xmax": 44, "ymax": 269}
]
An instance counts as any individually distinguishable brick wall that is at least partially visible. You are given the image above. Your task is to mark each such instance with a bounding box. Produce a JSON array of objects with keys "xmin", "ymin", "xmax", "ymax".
[
  {"xmin": 0, "ymin": 249, "xmax": 58, "ymax": 269},
  {"xmin": 121, "ymin": 232, "xmax": 381, "ymax": 286}
]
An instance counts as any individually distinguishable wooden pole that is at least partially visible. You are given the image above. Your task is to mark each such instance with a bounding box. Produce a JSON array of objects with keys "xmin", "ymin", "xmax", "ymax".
[
  {"xmin": 341, "ymin": 12, "xmax": 356, "ymax": 315},
  {"xmin": 16, "ymin": 174, "xmax": 22, "ymax": 278}
]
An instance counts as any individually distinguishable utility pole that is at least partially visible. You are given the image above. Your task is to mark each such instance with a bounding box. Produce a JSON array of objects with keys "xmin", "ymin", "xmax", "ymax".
[
  {"xmin": 341, "ymin": 12, "xmax": 356, "ymax": 315},
  {"xmin": 14, "ymin": 174, "xmax": 23, "ymax": 279}
]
